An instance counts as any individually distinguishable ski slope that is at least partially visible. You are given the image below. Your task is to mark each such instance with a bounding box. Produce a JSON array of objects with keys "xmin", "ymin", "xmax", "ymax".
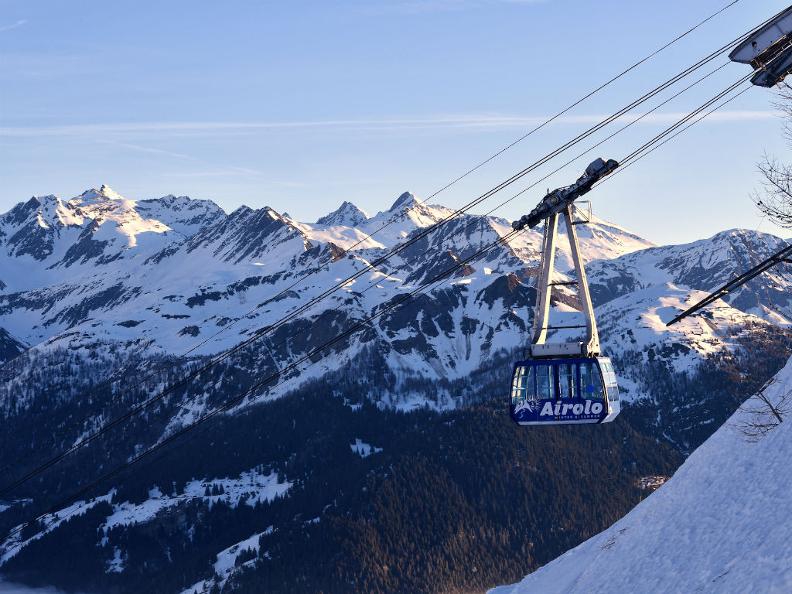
[{"xmin": 493, "ymin": 357, "xmax": 792, "ymax": 594}]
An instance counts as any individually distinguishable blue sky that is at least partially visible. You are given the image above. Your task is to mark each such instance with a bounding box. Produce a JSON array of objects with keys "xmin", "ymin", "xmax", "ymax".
[{"xmin": 1, "ymin": 0, "xmax": 791, "ymax": 244}]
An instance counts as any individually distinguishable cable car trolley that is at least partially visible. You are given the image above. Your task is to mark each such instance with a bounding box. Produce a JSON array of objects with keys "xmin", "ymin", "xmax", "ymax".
[
  {"xmin": 729, "ymin": 5, "xmax": 792, "ymax": 88},
  {"xmin": 509, "ymin": 158, "xmax": 621, "ymax": 426}
]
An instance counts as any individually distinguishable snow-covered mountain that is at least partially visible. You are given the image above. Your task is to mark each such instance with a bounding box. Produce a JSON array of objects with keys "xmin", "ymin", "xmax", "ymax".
[
  {"xmin": 1, "ymin": 186, "xmax": 790, "ymax": 594},
  {"xmin": 588, "ymin": 228, "xmax": 792, "ymax": 324},
  {"xmin": 0, "ymin": 186, "xmax": 657, "ymax": 407},
  {"xmin": 495, "ymin": 355, "xmax": 792, "ymax": 594},
  {"xmin": 1, "ymin": 185, "xmax": 789, "ymax": 419}
]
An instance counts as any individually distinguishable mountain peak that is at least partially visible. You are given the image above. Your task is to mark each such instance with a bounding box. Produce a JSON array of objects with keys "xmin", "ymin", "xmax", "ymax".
[
  {"xmin": 76, "ymin": 184, "xmax": 125, "ymax": 203},
  {"xmin": 709, "ymin": 227, "xmax": 779, "ymax": 242},
  {"xmin": 316, "ymin": 201, "xmax": 369, "ymax": 227},
  {"xmin": 24, "ymin": 195, "xmax": 42, "ymax": 209},
  {"xmin": 263, "ymin": 206, "xmax": 283, "ymax": 220},
  {"xmin": 389, "ymin": 191, "xmax": 417, "ymax": 212}
]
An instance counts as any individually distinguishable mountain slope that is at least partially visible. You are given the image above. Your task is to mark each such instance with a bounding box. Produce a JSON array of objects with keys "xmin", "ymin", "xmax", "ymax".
[
  {"xmin": 495, "ymin": 356, "xmax": 792, "ymax": 594},
  {"xmin": 0, "ymin": 392, "xmax": 680, "ymax": 594},
  {"xmin": 588, "ymin": 228, "xmax": 792, "ymax": 324}
]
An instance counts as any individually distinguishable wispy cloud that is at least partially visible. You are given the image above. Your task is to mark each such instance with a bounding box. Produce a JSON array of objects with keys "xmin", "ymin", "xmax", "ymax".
[
  {"xmin": 0, "ymin": 110, "xmax": 779, "ymax": 139},
  {"xmin": 99, "ymin": 139, "xmax": 304, "ymax": 185},
  {"xmin": 0, "ymin": 19, "xmax": 27, "ymax": 33},
  {"xmin": 100, "ymin": 139, "xmax": 266, "ymax": 174},
  {"xmin": 101, "ymin": 140, "xmax": 195, "ymax": 161}
]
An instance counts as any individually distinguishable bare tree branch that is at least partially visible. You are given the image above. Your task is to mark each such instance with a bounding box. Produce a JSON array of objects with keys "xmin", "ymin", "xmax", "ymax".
[
  {"xmin": 754, "ymin": 152, "xmax": 792, "ymax": 227},
  {"xmin": 736, "ymin": 377, "xmax": 788, "ymax": 441},
  {"xmin": 753, "ymin": 89, "xmax": 792, "ymax": 228}
]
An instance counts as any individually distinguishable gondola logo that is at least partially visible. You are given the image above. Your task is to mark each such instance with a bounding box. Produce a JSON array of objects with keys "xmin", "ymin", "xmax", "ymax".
[
  {"xmin": 539, "ymin": 400, "xmax": 603, "ymax": 417},
  {"xmin": 514, "ymin": 398, "xmax": 539, "ymax": 414}
]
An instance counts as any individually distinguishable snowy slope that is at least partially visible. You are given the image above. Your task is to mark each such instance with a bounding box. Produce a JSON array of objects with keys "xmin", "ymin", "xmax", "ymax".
[
  {"xmin": 597, "ymin": 283, "xmax": 775, "ymax": 377},
  {"xmin": 588, "ymin": 228, "xmax": 792, "ymax": 324},
  {"xmin": 0, "ymin": 467, "xmax": 290, "ymax": 566},
  {"xmin": 494, "ymin": 357, "xmax": 792, "ymax": 594}
]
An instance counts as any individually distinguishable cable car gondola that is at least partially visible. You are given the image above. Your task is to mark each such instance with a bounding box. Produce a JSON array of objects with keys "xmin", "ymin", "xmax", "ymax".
[
  {"xmin": 509, "ymin": 158, "xmax": 621, "ymax": 426},
  {"xmin": 510, "ymin": 356, "xmax": 619, "ymax": 425}
]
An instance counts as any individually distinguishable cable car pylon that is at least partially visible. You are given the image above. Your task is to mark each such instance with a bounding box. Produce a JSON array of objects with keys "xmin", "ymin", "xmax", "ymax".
[{"xmin": 509, "ymin": 159, "xmax": 621, "ymax": 426}]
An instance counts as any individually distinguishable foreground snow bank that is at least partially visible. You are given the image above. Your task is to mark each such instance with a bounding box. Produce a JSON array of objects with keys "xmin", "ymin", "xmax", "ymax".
[{"xmin": 493, "ymin": 357, "xmax": 792, "ymax": 594}]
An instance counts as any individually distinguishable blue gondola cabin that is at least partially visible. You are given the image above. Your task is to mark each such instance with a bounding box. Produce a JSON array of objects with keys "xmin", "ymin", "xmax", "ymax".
[{"xmin": 510, "ymin": 356, "xmax": 620, "ymax": 425}]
